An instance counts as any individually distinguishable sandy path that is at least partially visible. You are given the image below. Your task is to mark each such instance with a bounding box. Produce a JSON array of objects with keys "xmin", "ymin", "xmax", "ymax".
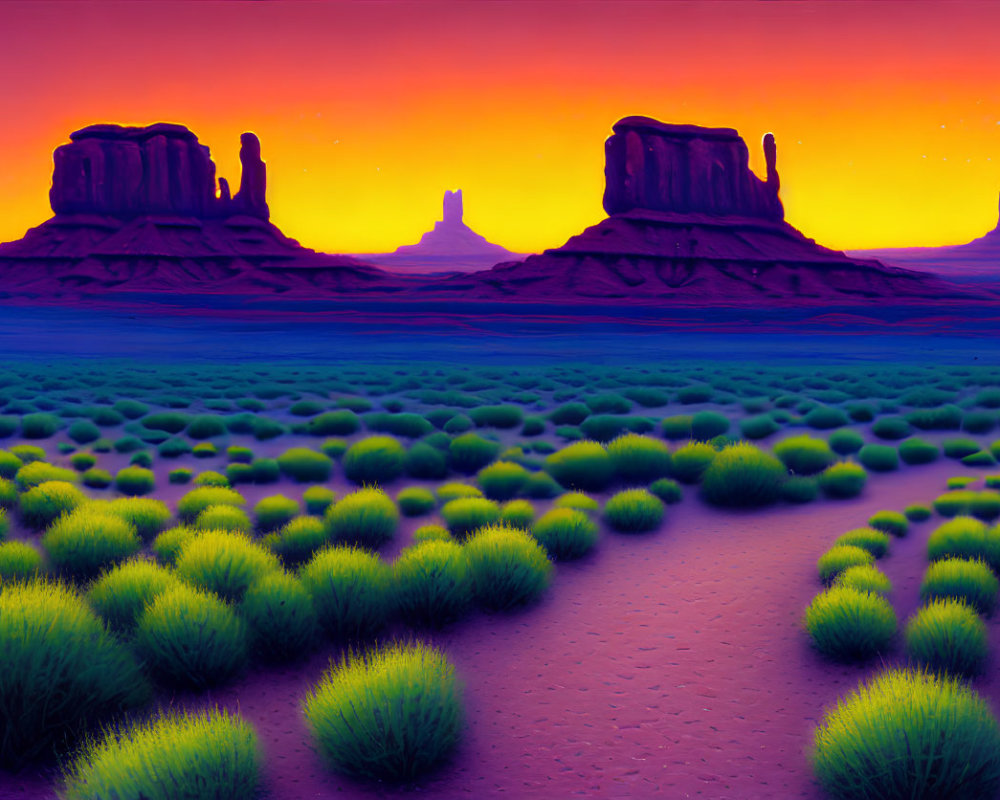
[{"xmin": 4, "ymin": 458, "xmax": 997, "ymax": 800}]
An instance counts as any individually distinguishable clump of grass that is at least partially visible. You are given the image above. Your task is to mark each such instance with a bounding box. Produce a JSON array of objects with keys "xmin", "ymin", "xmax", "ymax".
[
  {"xmin": 249, "ymin": 458, "xmax": 279, "ymax": 483},
  {"xmin": 151, "ymin": 526, "xmax": 196, "ymax": 566},
  {"xmin": 772, "ymin": 435, "xmax": 835, "ymax": 475},
  {"xmin": 9, "ymin": 444, "xmax": 45, "ymax": 463},
  {"xmin": 264, "ymin": 516, "xmax": 328, "ymax": 567},
  {"xmin": 21, "ymin": 412, "xmax": 62, "ymax": 439},
  {"xmin": 607, "ymin": 434, "xmax": 672, "ymax": 483},
  {"xmin": 168, "ymin": 467, "xmax": 192, "ymax": 484},
  {"xmin": 926, "ymin": 516, "xmax": 1000, "ymax": 571},
  {"xmin": 253, "ymin": 494, "xmax": 300, "ymax": 533},
  {"xmin": 933, "ymin": 489, "xmax": 976, "ymax": 518},
  {"xmin": 648, "ymin": 478, "xmax": 683, "ymax": 504},
  {"xmin": 603, "ymin": 488, "xmax": 664, "ymax": 533},
  {"xmin": 833, "ymin": 528, "xmax": 890, "ymax": 558},
  {"xmin": 470, "ymin": 404, "xmax": 524, "ymax": 428},
  {"xmin": 175, "ymin": 530, "xmax": 279, "ymax": 601},
  {"xmin": 0, "ymin": 580, "xmax": 149, "ymax": 767},
  {"xmin": 818, "ymin": 462, "xmax": 867, "ymax": 499},
  {"xmin": 943, "ymin": 437, "xmax": 982, "ymax": 459},
  {"xmin": 276, "ymin": 447, "xmax": 333, "ymax": 483},
  {"xmin": 308, "ymin": 410, "xmax": 361, "ymax": 435},
  {"xmin": 0, "ymin": 539, "xmax": 42, "ymax": 581},
  {"xmin": 16, "ymin": 460, "xmax": 78, "ymax": 489},
  {"xmin": 818, "ymin": 544, "xmax": 874, "ymax": 583},
  {"xmin": 157, "ymin": 438, "xmax": 192, "ymax": 459},
  {"xmin": 241, "ymin": 572, "xmax": 317, "ymax": 661},
  {"xmin": 898, "ymin": 436, "xmax": 940, "ymax": 465},
  {"xmin": 299, "ymin": 545, "xmax": 391, "ymax": 639},
  {"xmin": 532, "ymin": 508, "xmax": 599, "ymax": 560},
  {"xmin": 403, "ymin": 442, "xmax": 448, "ymax": 480},
  {"xmin": 136, "ymin": 583, "xmax": 248, "ymax": 689},
  {"xmin": 523, "ymin": 471, "xmax": 563, "ymax": 498},
  {"xmin": 499, "ymin": 498, "xmax": 536, "ymax": 528},
  {"xmin": 677, "ymin": 384, "xmax": 713, "ymax": 404},
  {"xmin": 920, "ymin": 557, "xmax": 999, "ymax": 614},
  {"xmin": 464, "ymin": 525, "xmax": 553, "ymax": 610},
  {"xmin": 476, "ymin": 461, "xmax": 529, "ymax": 500},
  {"xmin": 0, "ymin": 450, "xmax": 23, "ymax": 479},
  {"xmin": 827, "ymin": 428, "xmax": 865, "ymax": 455},
  {"xmin": 129, "ymin": 451, "xmax": 153, "ymax": 468},
  {"xmin": 81, "ymin": 468, "xmax": 112, "ymax": 489},
  {"xmin": 87, "ymin": 558, "xmax": 181, "ymax": 633},
  {"xmin": 964, "ymin": 450, "xmax": 998, "ymax": 468},
  {"xmin": 69, "ymin": 452, "xmax": 97, "ymax": 472},
  {"xmin": 42, "ymin": 507, "xmax": 140, "ymax": 581},
  {"xmin": 413, "ymin": 524, "xmax": 452, "ymax": 543},
  {"xmin": 61, "ymin": 709, "xmax": 261, "ymax": 800},
  {"xmin": 857, "ymin": 444, "xmax": 899, "ymax": 472},
  {"xmin": 867, "ymin": 510, "xmax": 909, "ymax": 537},
  {"xmin": 905, "ymin": 599, "xmax": 987, "ymax": 677},
  {"xmin": 904, "ymin": 504, "xmax": 933, "ymax": 521},
  {"xmin": 396, "ymin": 486, "xmax": 436, "ymax": 516},
  {"xmin": 661, "ymin": 415, "xmax": 693, "ymax": 440},
  {"xmin": 804, "ymin": 586, "xmax": 897, "ymax": 660},
  {"xmin": 303, "ymin": 485, "xmax": 336, "ymax": 514},
  {"xmin": 176, "ymin": 486, "xmax": 246, "ymax": 522},
  {"xmin": 804, "ymin": 406, "xmax": 849, "ymax": 430},
  {"xmin": 140, "ymin": 411, "xmax": 191, "ymax": 434},
  {"xmin": 392, "ymin": 540, "xmax": 471, "ymax": 627},
  {"xmin": 436, "ymin": 482, "xmax": 483, "ymax": 502},
  {"xmin": 342, "ymin": 436, "xmax": 406, "ymax": 484},
  {"xmin": 812, "ymin": 668, "xmax": 1000, "ymax": 799},
  {"xmin": 303, "ymin": 642, "xmax": 462, "ymax": 781},
  {"xmin": 106, "ymin": 497, "xmax": 171, "ymax": 540},
  {"xmin": 780, "ymin": 476, "xmax": 819, "ymax": 503},
  {"xmin": 544, "ymin": 440, "xmax": 614, "ymax": 491},
  {"xmin": 669, "ymin": 441, "xmax": 717, "ymax": 484},
  {"xmin": 441, "ymin": 496, "xmax": 501, "ymax": 539},
  {"xmin": 448, "ymin": 433, "xmax": 501, "ymax": 474},
  {"xmin": 969, "ymin": 490, "xmax": 1000, "ymax": 521},
  {"xmin": 114, "ymin": 466, "xmax": 155, "ymax": 496},
  {"xmin": 700, "ymin": 442, "xmax": 786, "ymax": 507},
  {"xmin": 871, "ymin": 416, "xmax": 912, "ymax": 440},
  {"xmin": 324, "ymin": 487, "xmax": 399, "ymax": 549},
  {"xmin": 195, "ymin": 504, "xmax": 252, "ymax": 532},
  {"xmin": 689, "ymin": 410, "xmax": 729, "ymax": 440},
  {"xmin": 833, "ymin": 564, "xmax": 892, "ymax": 596},
  {"xmin": 0, "ymin": 478, "xmax": 14, "ymax": 508}
]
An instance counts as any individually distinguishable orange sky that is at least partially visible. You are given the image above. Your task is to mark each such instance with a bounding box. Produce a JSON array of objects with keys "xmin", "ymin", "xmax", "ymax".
[{"xmin": 2, "ymin": 1, "xmax": 1000, "ymax": 253}]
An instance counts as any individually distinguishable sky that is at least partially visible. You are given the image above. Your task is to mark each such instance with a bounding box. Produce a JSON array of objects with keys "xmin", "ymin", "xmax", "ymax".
[{"xmin": 2, "ymin": 0, "xmax": 1000, "ymax": 254}]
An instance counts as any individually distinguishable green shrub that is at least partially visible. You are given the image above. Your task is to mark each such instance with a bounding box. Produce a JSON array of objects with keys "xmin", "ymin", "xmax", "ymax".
[
  {"xmin": 963, "ymin": 450, "xmax": 997, "ymax": 467},
  {"xmin": 661, "ymin": 415, "xmax": 693, "ymax": 440},
  {"xmin": 176, "ymin": 530, "xmax": 279, "ymax": 601},
  {"xmin": 192, "ymin": 441, "xmax": 221, "ymax": 458},
  {"xmin": 833, "ymin": 564, "xmax": 892, "ymax": 596},
  {"xmin": 963, "ymin": 410, "xmax": 997, "ymax": 434},
  {"xmin": 700, "ymin": 442, "xmax": 786, "ymax": 507},
  {"xmin": 365, "ymin": 412, "xmax": 433, "ymax": 438},
  {"xmin": 895, "ymin": 436, "xmax": 939, "ymax": 466},
  {"xmin": 309, "ymin": 410, "xmax": 361, "ymax": 435},
  {"xmin": 920, "ymin": 557, "xmax": 999, "ymax": 614},
  {"xmin": 86, "ymin": 558, "xmax": 180, "ymax": 633},
  {"xmin": 195, "ymin": 504, "xmax": 252, "ymax": 533},
  {"xmin": 871, "ymin": 416, "xmax": 912, "ymax": 440},
  {"xmin": 549, "ymin": 402, "xmax": 589, "ymax": 425},
  {"xmin": 607, "ymin": 434, "xmax": 672, "ymax": 483},
  {"xmin": 470, "ymin": 404, "xmax": 523, "ymax": 428},
  {"xmin": 42, "ymin": 508, "xmax": 140, "ymax": 580},
  {"xmin": 114, "ymin": 466, "xmax": 155, "ymax": 496},
  {"xmin": 499, "ymin": 498, "xmax": 536, "ymax": 528},
  {"xmin": 464, "ymin": 525, "xmax": 552, "ymax": 610},
  {"xmin": 168, "ymin": 467, "xmax": 192, "ymax": 484},
  {"xmin": 252, "ymin": 494, "xmax": 300, "ymax": 533},
  {"xmin": 183, "ymin": 414, "xmax": 226, "ymax": 440},
  {"xmin": 926, "ymin": 516, "xmax": 1000, "ymax": 570},
  {"xmin": 904, "ymin": 504, "xmax": 932, "ymax": 521},
  {"xmin": 303, "ymin": 486, "xmax": 336, "ymax": 515},
  {"xmin": 140, "ymin": 412, "xmax": 190, "ymax": 434},
  {"xmin": 804, "ymin": 586, "xmax": 896, "ymax": 660},
  {"xmin": 0, "ymin": 580, "xmax": 149, "ymax": 767},
  {"xmin": 112, "ymin": 436, "xmax": 143, "ymax": 453},
  {"xmin": 303, "ymin": 641, "xmax": 462, "ymax": 781},
  {"xmin": 113, "ymin": 399, "xmax": 148, "ymax": 419},
  {"xmin": 264, "ymin": 516, "xmax": 328, "ymax": 566},
  {"xmin": 157, "ymin": 438, "xmax": 192, "ymax": 459},
  {"xmin": 324, "ymin": 488, "xmax": 399, "ymax": 549},
  {"xmin": 251, "ymin": 417, "xmax": 285, "ymax": 440},
  {"xmin": 0, "ymin": 478, "xmax": 13, "ymax": 509},
  {"xmin": 585, "ymin": 393, "xmax": 631, "ymax": 414},
  {"xmin": 448, "ymin": 433, "xmax": 500, "ymax": 474},
  {"xmin": 943, "ymin": 437, "xmax": 981, "ymax": 459},
  {"xmin": 812, "ymin": 668, "xmax": 1000, "ymax": 800},
  {"xmin": 396, "ymin": 487, "xmax": 436, "ymax": 516},
  {"xmin": 603, "ymin": 488, "xmax": 664, "ymax": 533},
  {"xmin": 21, "ymin": 412, "xmax": 61, "ymax": 439},
  {"xmin": 241, "ymin": 572, "xmax": 317, "ymax": 661},
  {"xmin": 857, "ymin": 444, "xmax": 899, "ymax": 472},
  {"xmin": 441, "ymin": 496, "xmax": 501, "ymax": 539},
  {"xmin": 300, "ymin": 545, "xmax": 390, "ymax": 639},
  {"xmin": 690, "ymin": 411, "xmax": 730, "ymax": 440},
  {"xmin": 818, "ymin": 545, "xmax": 874, "ymax": 583},
  {"xmin": 739, "ymin": 414, "xmax": 780, "ymax": 440},
  {"xmin": 129, "ymin": 451, "xmax": 153, "ymax": 467},
  {"xmin": 521, "ymin": 416, "xmax": 546, "ymax": 436},
  {"xmin": 442, "ymin": 414, "xmax": 473, "ymax": 434},
  {"xmin": 532, "ymin": 508, "xmax": 599, "ymax": 560},
  {"xmin": 392, "ymin": 540, "xmax": 471, "ymax": 626},
  {"xmin": 677, "ymin": 384, "xmax": 713, "ymax": 404},
  {"xmin": 804, "ymin": 406, "xmax": 849, "ymax": 430},
  {"xmin": 476, "ymin": 460, "xmax": 530, "ymax": 500},
  {"xmin": 136, "ymin": 583, "xmax": 248, "ymax": 688},
  {"xmin": 194, "ymin": 470, "xmax": 229, "ymax": 487},
  {"xmin": 81, "ymin": 467, "xmax": 112, "ymax": 489},
  {"xmin": 151, "ymin": 526, "xmax": 196, "ymax": 566},
  {"xmin": 969, "ymin": 490, "xmax": 1000, "ymax": 520},
  {"xmin": 833, "ymin": 527, "xmax": 890, "ymax": 558},
  {"xmin": 670, "ymin": 441, "xmax": 717, "ymax": 483},
  {"xmin": 544, "ymin": 440, "xmax": 614, "ymax": 491},
  {"xmin": 413, "ymin": 524, "xmax": 452, "ymax": 544},
  {"xmin": 62, "ymin": 708, "xmax": 260, "ymax": 800},
  {"xmin": 0, "ymin": 450, "xmax": 22, "ymax": 479},
  {"xmin": 818, "ymin": 462, "xmax": 867, "ymax": 499},
  {"xmin": 933, "ymin": 489, "xmax": 976, "ymax": 518},
  {"xmin": 403, "ymin": 442, "xmax": 447, "ymax": 480},
  {"xmin": 781, "ymin": 476, "xmax": 819, "ymax": 503},
  {"xmin": 104, "ymin": 497, "xmax": 171, "ymax": 540},
  {"xmin": 275, "ymin": 447, "xmax": 332, "ymax": 483},
  {"xmin": 436, "ymin": 481, "xmax": 482, "ymax": 502},
  {"xmin": 905, "ymin": 599, "xmax": 987, "ymax": 677},
  {"xmin": 827, "ymin": 428, "xmax": 864, "ymax": 455},
  {"xmin": 906, "ymin": 404, "xmax": 964, "ymax": 430},
  {"xmin": 16, "ymin": 460, "xmax": 78, "ymax": 489},
  {"xmin": 176, "ymin": 486, "xmax": 246, "ymax": 522},
  {"xmin": 868, "ymin": 510, "xmax": 909, "ymax": 537},
  {"xmin": 9, "ymin": 444, "xmax": 45, "ymax": 463},
  {"xmin": 69, "ymin": 452, "xmax": 97, "ymax": 472},
  {"xmin": 646, "ymin": 478, "xmax": 682, "ymax": 504},
  {"xmin": 343, "ymin": 436, "xmax": 406, "ymax": 484}
]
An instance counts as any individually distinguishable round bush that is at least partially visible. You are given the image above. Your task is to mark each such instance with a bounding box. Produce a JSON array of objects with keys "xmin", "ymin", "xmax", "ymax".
[
  {"xmin": 158, "ymin": 438, "xmax": 192, "ymax": 458},
  {"xmin": 857, "ymin": 444, "xmax": 899, "ymax": 472},
  {"xmin": 87, "ymin": 558, "xmax": 181, "ymax": 633},
  {"xmin": 661, "ymin": 415, "xmax": 693, "ymax": 440},
  {"xmin": 818, "ymin": 544, "xmax": 874, "ymax": 583},
  {"xmin": 448, "ymin": 433, "xmax": 501, "ymax": 474},
  {"xmin": 195, "ymin": 471, "xmax": 229, "ymax": 487},
  {"xmin": 0, "ymin": 581, "xmax": 149, "ymax": 767},
  {"xmin": 700, "ymin": 442, "xmax": 786, "ymax": 508},
  {"xmin": 241, "ymin": 571, "xmax": 317, "ymax": 661},
  {"xmin": 833, "ymin": 564, "xmax": 892, "ymax": 596},
  {"xmin": 603, "ymin": 488, "xmax": 664, "ymax": 533},
  {"xmin": 871, "ymin": 416, "xmax": 912, "ymax": 440},
  {"xmin": 868, "ymin": 510, "xmax": 909, "ymax": 537},
  {"xmin": 904, "ymin": 504, "xmax": 933, "ymax": 522},
  {"xmin": 136, "ymin": 583, "xmax": 248, "ymax": 689},
  {"xmin": 140, "ymin": 412, "xmax": 190, "ymax": 434},
  {"xmin": 264, "ymin": 516, "xmax": 328, "ymax": 566},
  {"xmin": 308, "ymin": 410, "xmax": 360, "ymax": 436},
  {"xmin": 303, "ymin": 486, "xmax": 336, "ymax": 515},
  {"xmin": 392, "ymin": 540, "xmax": 471, "ymax": 627},
  {"xmin": 442, "ymin": 414, "xmax": 473, "ymax": 434},
  {"xmin": 470, "ymin": 404, "xmax": 523, "ymax": 428},
  {"xmin": 16, "ymin": 460, "xmax": 78, "ymax": 489},
  {"xmin": 168, "ymin": 467, "xmax": 193, "ymax": 485},
  {"xmin": 827, "ymin": 428, "xmax": 865, "ymax": 456},
  {"xmin": 464, "ymin": 525, "xmax": 553, "ymax": 610},
  {"xmin": 395, "ymin": 486, "xmax": 436, "ymax": 516},
  {"xmin": 62, "ymin": 709, "xmax": 260, "ymax": 800},
  {"xmin": 780, "ymin": 476, "xmax": 819, "ymax": 503},
  {"xmin": 436, "ymin": 481, "xmax": 483, "ymax": 502},
  {"xmin": 812, "ymin": 668, "xmax": 1000, "ymax": 799},
  {"xmin": 253, "ymin": 494, "xmax": 300, "ymax": 532},
  {"xmin": 905, "ymin": 598, "xmax": 987, "ymax": 677},
  {"xmin": 324, "ymin": 487, "xmax": 399, "ymax": 549},
  {"xmin": 476, "ymin": 461, "xmax": 530, "ymax": 500},
  {"xmin": 669, "ymin": 441, "xmax": 717, "ymax": 484},
  {"xmin": 21, "ymin": 412, "xmax": 61, "ymax": 438},
  {"xmin": 175, "ymin": 530, "xmax": 280, "ymax": 602},
  {"xmin": 532, "ymin": 508, "xmax": 599, "ymax": 560},
  {"xmin": 898, "ymin": 436, "xmax": 940, "ymax": 465},
  {"xmin": 739, "ymin": 413, "xmax": 780, "ymax": 440},
  {"xmin": 0, "ymin": 450, "xmax": 23, "ymax": 478},
  {"xmin": 773, "ymin": 435, "xmax": 836, "ymax": 475},
  {"xmin": 81, "ymin": 468, "xmax": 112, "ymax": 489},
  {"xmin": 151, "ymin": 526, "xmax": 196, "ymax": 566},
  {"xmin": 833, "ymin": 527, "xmax": 890, "ymax": 558},
  {"xmin": 969, "ymin": 490, "xmax": 1000, "ymax": 521},
  {"xmin": 804, "ymin": 406, "xmax": 849, "ymax": 430},
  {"xmin": 690, "ymin": 411, "xmax": 730, "ymax": 440},
  {"xmin": 303, "ymin": 642, "xmax": 462, "ymax": 781},
  {"xmin": 933, "ymin": 489, "xmax": 976, "ymax": 518},
  {"xmin": 129, "ymin": 451, "xmax": 153, "ymax": 468},
  {"xmin": 678, "ymin": 384, "xmax": 713, "ymax": 404},
  {"xmin": 440, "ymin": 496, "xmax": 501, "ymax": 539},
  {"xmin": 43, "ymin": 508, "xmax": 141, "ymax": 581},
  {"xmin": 106, "ymin": 497, "xmax": 171, "ymax": 540},
  {"xmin": 114, "ymin": 466, "xmax": 155, "ymax": 496},
  {"xmin": 544, "ymin": 440, "xmax": 614, "ymax": 491},
  {"xmin": 195, "ymin": 504, "xmax": 252, "ymax": 533},
  {"xmin": 926, "ymin": 516, "xmax": 1000, "ymax": 571},
  {"xmin": 607, "ymin": 434, "xmax": 672, "ymax": 483},
  {"xmin": 299, "ymin": 545, "xmax": 390, "ymax": 639},
  {"xmin": 69, "ymin": 452, "xmax": 97, "ymax": 472},
  {"xmin": 818, "ymin": 462, "xmax": 867, "ymax": 499},
  {"xmin": 185, "ymin": 414, "xmax": 227, "ymax": 440},
  {"xmin": 343, "ymin": 436, "xmax": 406, "ymax": 484},
  {"xmin": 276, "ymin": 448, "xmax": 333, "ymax": 483},
  {"xmin": 0, "ymin": 477, "xmax": 14, "ymax": 508},
  {"xmin": 804, "ymin": 586, "xmax": 897, "ymax": 660},
  {"xmin": 920, "ymin": 557, "xmax": 999, "ymax": 614},
  {"xmin": 523, "ymin": 471, "xmax": 563, "ymax": 499},
  {"xmin": 499, "ymin": 498, "xmax": 536, "ymax": 528},
  {"xmin": 176, "ymin": 486, "xmax": 246, "ymax": 522},
  {"xmin": 413, "ymin": 524, "xmax": 452, "ymax": 543},
  {"xmin": 648, "ymin": 478, "xmax": 682, "ymax": 504}
]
